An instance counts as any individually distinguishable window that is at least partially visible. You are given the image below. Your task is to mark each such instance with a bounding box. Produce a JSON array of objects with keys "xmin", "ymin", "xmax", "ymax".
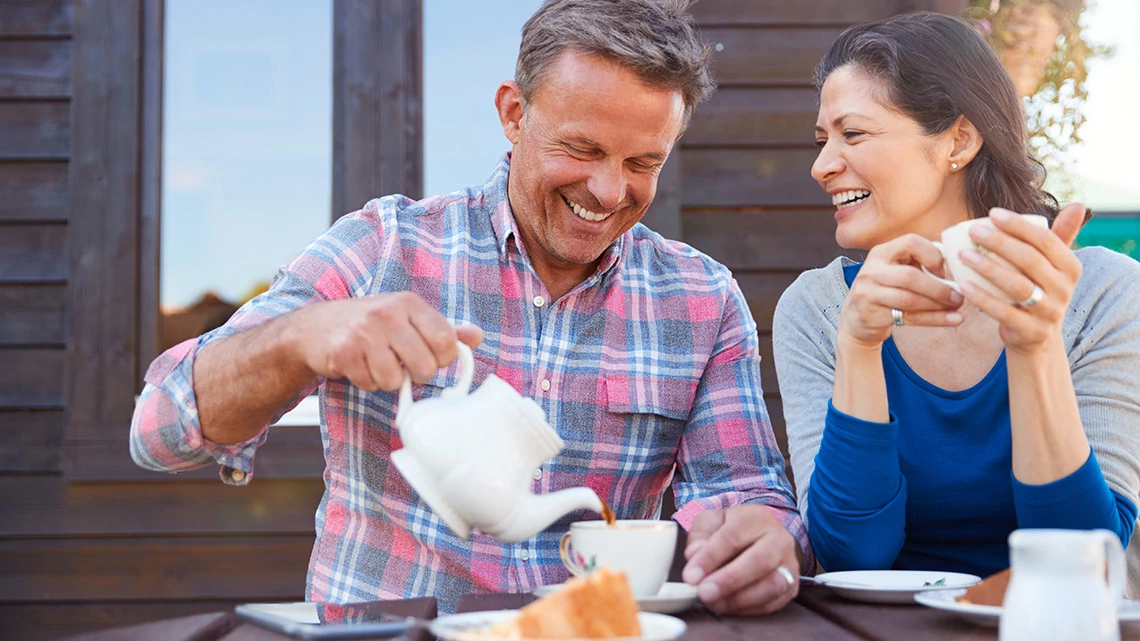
[
  {"xmin": 423, "ymin": 0, "xmax": 541, "ymax": 196},
  {"xmin": 161, "ymin": 0, "xmax": 333, "ymax": 352}
]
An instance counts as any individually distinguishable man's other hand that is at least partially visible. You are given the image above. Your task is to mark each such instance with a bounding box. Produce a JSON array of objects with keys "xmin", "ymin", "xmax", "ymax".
[
  {"xmin": 680, "ymin": 504, "xmax": 800, "ymax": 615},
  {"xmin": 291, "ymin": 292, "xmax": 483, "ymax": 391}
]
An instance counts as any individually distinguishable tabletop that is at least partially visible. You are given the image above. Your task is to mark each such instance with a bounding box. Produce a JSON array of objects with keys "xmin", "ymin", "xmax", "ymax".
[{"xmin": 52, "ymin": 587, "xmax": 1140, "ymax": 641}]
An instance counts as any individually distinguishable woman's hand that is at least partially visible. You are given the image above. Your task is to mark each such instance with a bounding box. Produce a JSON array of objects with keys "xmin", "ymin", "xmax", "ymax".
[
  {"xmin": 839, "ymin": 234, "xmax": 965, "ymax": 348},
  {"xmin": 958, "ymin": 203, "xmax": 1085, "ymax": 355}
]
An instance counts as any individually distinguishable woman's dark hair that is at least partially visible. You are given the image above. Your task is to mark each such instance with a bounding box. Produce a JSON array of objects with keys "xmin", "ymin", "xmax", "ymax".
[{"xmin": 814, "ymin": 11, "xmax": 1060, "ymax": 221}]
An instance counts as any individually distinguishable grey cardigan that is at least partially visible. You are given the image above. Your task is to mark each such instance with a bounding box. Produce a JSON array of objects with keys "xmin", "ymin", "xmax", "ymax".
[{"xmin": 772, "ymin": 247, "xmax": 1140, "ymax": 596}]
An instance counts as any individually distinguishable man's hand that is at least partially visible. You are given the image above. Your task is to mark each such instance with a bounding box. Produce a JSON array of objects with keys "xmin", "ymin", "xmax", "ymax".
[
  {"xmin": 197, "ymin": 291, "xmax": 483, "ymax": 446},
  {"xmin": 291, "ymin": 292, "xmax": 484, "ymax": 391},
  {"xmin": 680, "ymin": 504, "xmax": 800, "ymax": 615}
]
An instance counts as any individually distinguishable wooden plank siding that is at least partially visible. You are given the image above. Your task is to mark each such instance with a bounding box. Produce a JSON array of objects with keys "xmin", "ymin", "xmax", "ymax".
[
  {"xmin": 0, "ymin": 284, "xmax": 67, "ymax": 346},
  {"xmin": 0, "ymin": 0, "xmax": 73, "ymax": 37},
  {"xmin": 0, "ymin": 536, "xmax": 315, "ymax": 602},
  {"xmin": 0, "ymin": 162, "xmax": 69, "ymax": 222},
  {"xmin": 0, "ymin": 40, "xmax": 70, "ymax": 98},
  {"xmin": 0, "ymin": 0, "xmax": 73, "ymax": 480},
  {"xmin": 332, "ymin": 0, "xmax": 423, "ymax": 217},
  {"xmin": 0, "ymin": 409, "xmax": 63, "ymax": 471},
  {"xmin": 64, "ymin": 0, "xmax": 144, "ymax": 472},
  {"xmin": 691, "ymin": 0, "xmax": 968, "ymax": 25},
  {"xmin": 0, "ymin": 101, "xmax": 69, "ymax": 159}
]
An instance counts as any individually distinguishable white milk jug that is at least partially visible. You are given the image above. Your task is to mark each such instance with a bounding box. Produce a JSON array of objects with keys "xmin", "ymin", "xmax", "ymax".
[{"xmin": 1000, "ymin": 528, "xmax": 1125, "ymax": 641}]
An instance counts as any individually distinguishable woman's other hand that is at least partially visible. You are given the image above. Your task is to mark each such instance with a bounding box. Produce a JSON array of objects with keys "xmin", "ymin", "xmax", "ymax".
[
  {"xmin": 839, "ymin": 233, "xmax": 966, "ymax": 348},
  {"xmin": 959, "ymin": 203, "xmax": 1085, "ymax": 355}
]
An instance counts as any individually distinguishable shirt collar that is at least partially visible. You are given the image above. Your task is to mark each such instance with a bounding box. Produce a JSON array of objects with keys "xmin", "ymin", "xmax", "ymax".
[
  {"xmin": 485, "ymin": 152, "xmax": 626, "ymax": 281},
  {"xmin": 486, "ymin": 154, "xmax": 515, "ymax": 259}
]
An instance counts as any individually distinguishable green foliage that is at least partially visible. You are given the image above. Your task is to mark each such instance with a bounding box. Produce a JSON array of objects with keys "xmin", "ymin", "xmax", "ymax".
[{"xmin": 967, "ymin": 0, "xmax": 1113, "ymax": 199}]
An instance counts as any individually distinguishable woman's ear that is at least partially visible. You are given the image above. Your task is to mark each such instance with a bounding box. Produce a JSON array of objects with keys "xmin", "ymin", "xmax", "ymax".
[
  {"xmin": 948, "ymin": 115, "xmax": 983, "ymax": 170},
  {"xmin": 495, "ymin": 81, "xmax": 525, "ymax": 145}
]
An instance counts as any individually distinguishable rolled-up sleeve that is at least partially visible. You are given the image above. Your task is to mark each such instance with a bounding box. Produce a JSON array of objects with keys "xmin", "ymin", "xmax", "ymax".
[
  {"xmin": 671, "ymin": 278, "xmax": 813, "ymax": 569},
  {"xmin": 128, "ymin": 203, "xmax": 394, "ymax": 484}
]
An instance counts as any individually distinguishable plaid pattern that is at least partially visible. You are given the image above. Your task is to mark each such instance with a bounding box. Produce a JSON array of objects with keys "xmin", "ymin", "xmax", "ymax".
[{"xmin": 129, "ymin": 155, "xmax": 808, "ymax": 612}]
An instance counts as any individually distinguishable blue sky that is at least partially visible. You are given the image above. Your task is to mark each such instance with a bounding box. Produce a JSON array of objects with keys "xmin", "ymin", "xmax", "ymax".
[{"xmin": 161, "ymin": 0, "xmax": 334, "ymax": 308}]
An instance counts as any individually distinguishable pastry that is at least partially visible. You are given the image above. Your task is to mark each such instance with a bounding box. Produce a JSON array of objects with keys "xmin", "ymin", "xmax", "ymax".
[
  {"xmin": 956, "ymin": 568, "xmax": 1010, "ymax": 606},
  {"xmin": 475, "ymin": 567, "xmax": 642, "ymax": 639}
]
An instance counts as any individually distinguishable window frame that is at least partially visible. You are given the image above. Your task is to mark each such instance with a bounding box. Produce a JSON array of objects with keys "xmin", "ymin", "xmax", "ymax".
[{"xmin": 64, "ymin": 0, "xmax": 424, "ymax": 480}]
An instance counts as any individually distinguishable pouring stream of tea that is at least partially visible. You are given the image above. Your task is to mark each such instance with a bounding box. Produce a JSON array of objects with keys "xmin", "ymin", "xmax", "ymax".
[{"xmin": 600, "ymin": 498, "xmax": 616, "ymax": 525}]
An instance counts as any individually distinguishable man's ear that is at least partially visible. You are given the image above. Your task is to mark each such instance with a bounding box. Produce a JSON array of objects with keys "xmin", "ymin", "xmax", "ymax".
[
  {"xmin": 495, "ymin": 81, "xmax": 525, "ymax": 145},
  {"xmin": 948, "ymin": 115, "xmax": 983, "ymax": 170}
]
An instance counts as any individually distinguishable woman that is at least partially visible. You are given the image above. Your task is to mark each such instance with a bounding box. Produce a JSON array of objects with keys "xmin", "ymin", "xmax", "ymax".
[{"xmin": 773, "ymin": 12, "xmax": 1140, "ymax": 594}]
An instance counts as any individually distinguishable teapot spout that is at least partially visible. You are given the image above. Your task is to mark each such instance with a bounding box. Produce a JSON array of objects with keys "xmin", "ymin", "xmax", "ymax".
[{"xmin": 492, "ymin": 488, "xmax": 604, "ymax": 543}]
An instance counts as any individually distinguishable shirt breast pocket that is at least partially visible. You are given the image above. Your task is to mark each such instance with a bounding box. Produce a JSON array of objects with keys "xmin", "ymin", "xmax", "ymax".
[{"xmin": 595, "ymin": 367, "xmax": 698, "ymax": 474}]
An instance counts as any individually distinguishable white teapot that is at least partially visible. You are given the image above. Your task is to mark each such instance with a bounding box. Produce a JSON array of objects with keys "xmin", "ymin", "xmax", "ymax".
[
  {"xmin": 390, "ymin": 343, "xmax": 604, "ymax": 542},
  {"xmin": 1000, "ymin": 528, "xmax": 1126, "ymax": 641}
]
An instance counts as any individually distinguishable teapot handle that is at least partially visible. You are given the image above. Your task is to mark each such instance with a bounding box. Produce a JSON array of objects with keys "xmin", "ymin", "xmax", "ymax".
[{"xmin": 397, "ymin": 342, "xmax": 475, "ymax": 423}]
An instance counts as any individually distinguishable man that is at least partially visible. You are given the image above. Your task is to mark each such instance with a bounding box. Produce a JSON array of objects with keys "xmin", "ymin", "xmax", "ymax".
[{"xmin": 130, "ymin": 0, "xmax": 810, "ymax": 615}]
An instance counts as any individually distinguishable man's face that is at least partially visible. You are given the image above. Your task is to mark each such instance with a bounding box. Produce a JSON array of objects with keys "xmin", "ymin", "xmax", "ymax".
[{"xmin": 498, "ymin": 50, "xmax": 685, "ymax": 278}]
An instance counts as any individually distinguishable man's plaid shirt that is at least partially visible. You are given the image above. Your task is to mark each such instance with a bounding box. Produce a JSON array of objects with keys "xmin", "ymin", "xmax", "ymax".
[{"xmin": 129, "ymin": 155, "xmax": 809, "ymax": 612}]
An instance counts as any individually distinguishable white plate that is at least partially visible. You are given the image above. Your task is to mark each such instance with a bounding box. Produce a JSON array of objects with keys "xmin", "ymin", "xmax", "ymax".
[
  {"xmin": 914, "ymin": 589, "xmax": 1140, "ymax": 627},
  {"xmin": 430, "ymin": 609, "xmax": 687, "ymax": 640},
  {"xmin": 532, "ymin": 582, "xmax": 699, "ymax": 614},
  {"xmin": 813, "ymin": 570, "xmax": 981, "ymax": 604}
]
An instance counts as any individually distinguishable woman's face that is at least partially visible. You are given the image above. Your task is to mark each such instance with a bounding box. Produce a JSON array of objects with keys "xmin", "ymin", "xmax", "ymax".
[{"xmin": 812, "ymin": 65, "xmax": 967, "ymax": 250}]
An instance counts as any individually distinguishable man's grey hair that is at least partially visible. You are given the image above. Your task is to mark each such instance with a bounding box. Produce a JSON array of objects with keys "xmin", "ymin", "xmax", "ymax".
[{"xmin": 515, "ymin": 0, "xmax": 716, "ymax": 130}]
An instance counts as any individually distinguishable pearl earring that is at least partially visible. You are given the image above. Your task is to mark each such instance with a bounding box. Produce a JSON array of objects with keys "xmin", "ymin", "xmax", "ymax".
[{"xmin": 951, "ymin": 162, "xmax": 959, "ymax": 170}]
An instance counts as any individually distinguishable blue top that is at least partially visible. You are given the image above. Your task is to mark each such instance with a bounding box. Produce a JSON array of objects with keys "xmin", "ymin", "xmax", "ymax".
[{"xmin": 805, "ymin": 263, "xmax": 1138, "ymax": 575}]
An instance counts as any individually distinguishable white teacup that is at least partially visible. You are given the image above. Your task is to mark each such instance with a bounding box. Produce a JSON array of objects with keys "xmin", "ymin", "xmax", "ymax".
[
  {"xmin": 922, "ymin": 214, "xmax": 1049, "ymax": 304},
  {"xmin": 559, "ymin": 520, "xmax": 677, "ymax": 598}
]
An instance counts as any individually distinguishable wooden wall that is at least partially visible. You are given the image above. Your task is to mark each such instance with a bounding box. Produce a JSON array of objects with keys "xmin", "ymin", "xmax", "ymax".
[
  {"xmin": 0, "ymin": 0, "xmax": 324, "ymax": 617},
  {"xmin": 0, "ymin": 1, "xmax": 965, "ymax": 640},
  {"xmin": 0, "ymin": 2, "xmax": 416, "ymax": 639},
  {"xmin": 683, "ymin": 0, "xmax": 969, "ymax": 473},
  {"xmin": 0, "ymin": 0, "xmax": 71, "ymax": 476}
]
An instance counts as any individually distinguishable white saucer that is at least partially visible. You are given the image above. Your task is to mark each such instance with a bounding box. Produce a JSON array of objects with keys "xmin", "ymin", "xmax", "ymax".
[
  {"xmin": 532, "ymin": 582, "xmax": 699, "ymax": 614},
  {"xmin": 812, "ymin": 570, "xmax": 981, "ymax": 604},
  {"xmin": 430, "ymin": 609, "xmax": 687, "ymax": 640},
  {"xmin": 914, "ymin": 589, "xmax": 1140, "ymax": 627}
]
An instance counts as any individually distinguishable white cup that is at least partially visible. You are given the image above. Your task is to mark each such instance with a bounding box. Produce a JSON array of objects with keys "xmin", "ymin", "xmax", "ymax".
[
  {"xmin": 559, "ymin": 520, "xmax": 677, "ymax": 598},
  {"xmin": 922, "ymin": 214, "xmax": 1049, "ymax": 304}
]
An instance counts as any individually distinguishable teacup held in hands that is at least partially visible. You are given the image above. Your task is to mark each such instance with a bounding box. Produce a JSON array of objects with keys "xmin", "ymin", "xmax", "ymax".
[{"xmin": 922, "ymin": 214, "xmax": 1049, "ymax": 304}]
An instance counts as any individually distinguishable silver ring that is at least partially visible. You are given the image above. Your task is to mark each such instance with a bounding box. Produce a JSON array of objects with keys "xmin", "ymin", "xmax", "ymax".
[
  {"xmin": 1019, "ymin": 284, "xmax": 1044, "ymax": 308},
  {"xmin": 776, "ymin": 565, "xmax": 796, "ymax": 592},
  {"xmin": 891, "ymin": 308, "xmax": 904, "ymax": 327}
]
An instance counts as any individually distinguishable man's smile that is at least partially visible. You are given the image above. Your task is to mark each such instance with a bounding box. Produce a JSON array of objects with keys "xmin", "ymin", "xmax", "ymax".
[{"xmin": 561, "ymin": 194, "xmax": 613, "ymax": 223}]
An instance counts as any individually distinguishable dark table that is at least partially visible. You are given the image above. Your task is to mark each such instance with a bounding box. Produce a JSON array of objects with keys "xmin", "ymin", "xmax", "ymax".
[{"xmin": 51, "ymin": 587, "xmax": 1140, "ymax": 641}]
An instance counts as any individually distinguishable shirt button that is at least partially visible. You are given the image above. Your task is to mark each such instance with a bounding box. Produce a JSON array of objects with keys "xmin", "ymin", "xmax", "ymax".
[
  {"xmin": 533, "ymin": 468, "xmax": 543, "ymax": 481},
  {"xmin": 533, "ymin": 296, "xmax": 545, "ymax": 308},
  {"xmin": 519, "ymin": 548, "xmax": 530, "ymax": 562},
  {"xmin": 230, "ymin": 469, "xmax": 246, "ymax": 482},
  {"xmin": 540, "ymin": 379, "xmax": 551, "ymax": 392}
]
